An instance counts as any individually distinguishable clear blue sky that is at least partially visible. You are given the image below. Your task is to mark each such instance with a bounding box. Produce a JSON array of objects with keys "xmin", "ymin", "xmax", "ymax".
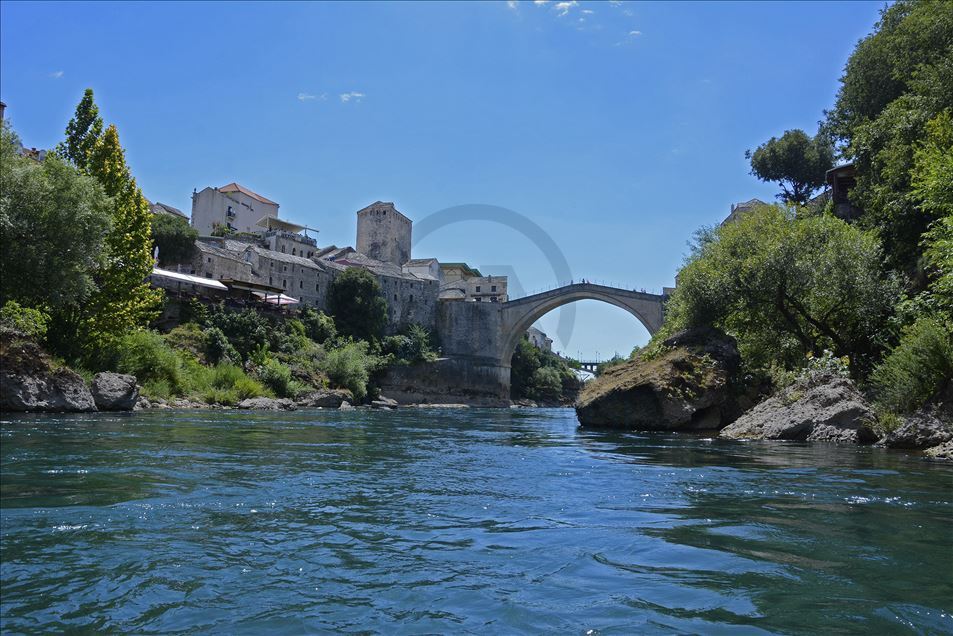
[{"xmin": 1, "ymin": 0, "xmax": 884, "ymax": 359}]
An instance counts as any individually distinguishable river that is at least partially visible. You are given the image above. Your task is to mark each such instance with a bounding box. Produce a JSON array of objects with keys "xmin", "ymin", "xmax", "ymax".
[{"xmin": 1, "ymin": 408, "xmax": 951, "ymax": 634}]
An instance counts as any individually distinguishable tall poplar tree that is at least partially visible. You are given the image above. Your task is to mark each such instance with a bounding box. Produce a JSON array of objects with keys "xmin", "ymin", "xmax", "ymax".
[
  {"xmin": 56, "ymin": 88, "xmax": 104, "ymax": 168},
  {"xmin": 82, "ymin": 124, "xmax": 163, "ymax": 348},
  {"xmin": 56, "ymin": 91, "xmax": 162, "ymax": 358}
]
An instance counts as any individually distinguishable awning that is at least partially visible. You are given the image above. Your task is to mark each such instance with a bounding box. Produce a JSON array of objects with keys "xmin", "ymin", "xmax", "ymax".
[
  {"xmin": 252, "ymin": 291, "xmax": 300, "ymax": 306},
  {"xmin": 220, "ymin": 278, "xmax": 284, "ymax": 294},
  {"xmin": 256, "ymin": 216, "xmax": 310, "ymax": 234},
  {"xmin": 151, "ymin": 268, "xmax": 228, "ymax": 290}
]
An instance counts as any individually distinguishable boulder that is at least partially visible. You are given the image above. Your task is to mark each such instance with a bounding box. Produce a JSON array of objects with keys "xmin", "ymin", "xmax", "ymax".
[
  {"xmin": 339, "ymin": 401, "xmax": 354, "ymax": 410},
  {"xmin": 924, "ymin": 441, "xmax": 953, "ymax": 461},
  {"xmin": 0, "ymin": 332, "xmax": 96, "ymax": 413},
  {"xmin": 880, "ymin": 410, "xmax": 952, "ymax": 450},
  {"xmin": 134, "ymin": 396, "xmax": 152, "ymax": 411},
  {"xmin": 91, "ymin": 372, "xmax": 139, "ymax": 411},
  {"xmin": 371, "ymin": 396, "xmax": 399, "ymax": 409},
  {"xmin": 296, "ymin": 389, "xmax": 352, "ymax": 408},
  {"xmin": 575, "ymin": 327, "xmax": 740, "ymax": 430},
  {"xmin": 720, "ymin": 374, "xmax": 877, "ymax": 444},
  {"xmin": 236, "ymin": 397, "xmax": 297, "ymax": 410}
]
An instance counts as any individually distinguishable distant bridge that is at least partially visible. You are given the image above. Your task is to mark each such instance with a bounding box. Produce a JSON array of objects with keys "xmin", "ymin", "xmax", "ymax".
[{"xmin": 576, "ymin": 360, "xmax": 603, "ymax": 374}]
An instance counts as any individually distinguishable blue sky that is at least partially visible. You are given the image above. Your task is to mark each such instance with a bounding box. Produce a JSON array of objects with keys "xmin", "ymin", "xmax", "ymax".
[{"xmin": 1, "ymin": 0, "xmax": 884, "ymax": 359}]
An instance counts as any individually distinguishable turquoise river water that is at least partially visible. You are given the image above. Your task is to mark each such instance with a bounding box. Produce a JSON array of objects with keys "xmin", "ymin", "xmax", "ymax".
[{"xmin": 1, "ymin": 408, "xmax": 951, "ymax": 634}]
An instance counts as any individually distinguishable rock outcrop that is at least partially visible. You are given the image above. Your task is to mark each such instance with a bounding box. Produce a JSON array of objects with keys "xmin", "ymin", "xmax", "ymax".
[
  {"xmin": 237, "ymin": 397, "xmax": 298, "ymax": 410},
  {"xmin": 296, "ymin": 389, "xmax": 352, "ymax": 408},
  {"xmin": 720, "ymin": 374, "xmax": 877, "ymax": 444},
  {"xmin": 880, "ymin": 410, "xmax": 952, "ymax": 450},
  {"xmin": 0, "ymin": 331, "xmax": 97, "ymax": 413},
  {"xmin": 575, "ymin": 327, "xmax": 741, "ymax": 430},
  {"xmin": 91, "ymin": 372, "xmax": 139, "ymax": 411},
  {"xmin": 924, "ymin": 441, "xmax": 953, "ymax": 461}
]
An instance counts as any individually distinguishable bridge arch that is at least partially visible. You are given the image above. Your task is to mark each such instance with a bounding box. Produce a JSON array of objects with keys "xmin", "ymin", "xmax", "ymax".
[{"xmin": 498, "ymin": 283, "xmax": 665, "ymax": 367}]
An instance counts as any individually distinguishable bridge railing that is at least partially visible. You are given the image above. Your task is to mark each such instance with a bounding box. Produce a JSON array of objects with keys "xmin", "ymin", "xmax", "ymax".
[{"xmin": 506, "ymin": 279, "xmax": 666, "ymax": 301}]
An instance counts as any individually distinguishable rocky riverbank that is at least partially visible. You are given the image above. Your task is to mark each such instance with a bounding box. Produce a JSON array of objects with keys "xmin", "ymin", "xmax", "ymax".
[{"xmin": 575, "ymin": 327, "xmax": 952, "ymax": 460}]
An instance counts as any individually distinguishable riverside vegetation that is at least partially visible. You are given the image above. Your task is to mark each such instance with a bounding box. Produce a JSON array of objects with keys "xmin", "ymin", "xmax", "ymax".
[{"xmin": 580, "ymin": 0, "xmax": 952, "ymax": 450}]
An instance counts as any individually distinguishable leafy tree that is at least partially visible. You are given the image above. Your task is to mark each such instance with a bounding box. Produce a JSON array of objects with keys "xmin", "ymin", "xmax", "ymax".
[
  {"xmin": 55, "ymin": 88, "xmax": 103, "ymax": 168},
  {"xmin": 509, "ymin": 335, "xmax": 581, "ymax": 403},
  {"xmin": 0, "ymin": 122, "xmax": 111, "ymax": 311},
  {"xmin": 746, "ymin": 129, "xmax": 834, "ymax": 205},
  {"xmin": 662, "ymin": 204, "xmax": 899, "ymax": 377},
  {"xmin": 912, "ymin": 111, "xmax": 953, "ymax": 316},
  {"xmin": 298, "ymin": 307, "xmax": 337, "ymax": 344},
  {"xmin": 327, "ymin": 267, "xmax": 387, "ymax": 342},
  {"xmin": 151, "ymin": 212, "xmax": 198, "ymax": 265},
  {"xmin": 871, "ymin": 316, "xmax": 953, "ymax": 414},
  {"xmin": 823, "ymin": 0, "xmax": 953, "ymax": 274}
]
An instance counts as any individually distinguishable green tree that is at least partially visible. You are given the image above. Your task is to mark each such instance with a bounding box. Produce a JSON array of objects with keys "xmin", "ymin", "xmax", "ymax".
[
  {"xmin": 746, "ymin": 129, "xmax": 834, "ymax": 205},
  {"xmin": 0, "ymin": 122, "xmax": 111, "ymax": 311},
  {"xmin": 662, "ymin": 204, "xmax": 899, "ymax": 377},
  {"xmin": 151, "ymin": 212, "xmax": 198, "ymax": 266},
  {"xmin": 912, "ymin": 111, "xmax": 953, "ymax": 316},
  {"xmin": 327, "ymin": 267, "xmax": 387, "ymax": 342},
  {"xmin": 79, "ymin": 124, "xmax": 163, "ymax": 353},
  {"xmin": 823, "ymin": 0, "xmax": 953, "ymax": 274},
  {"xmin": 55, "ymin": 88, "xmax": 104, "ymax": 168}
]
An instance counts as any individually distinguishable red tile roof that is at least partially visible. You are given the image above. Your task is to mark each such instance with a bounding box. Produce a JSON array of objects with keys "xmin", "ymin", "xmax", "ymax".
[{"xmin": 219, "ymin": 182, "xmax": 279, "ymax": 206}]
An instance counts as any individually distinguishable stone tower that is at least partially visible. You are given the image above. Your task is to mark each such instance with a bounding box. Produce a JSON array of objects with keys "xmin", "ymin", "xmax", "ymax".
[{"xmin": 356, "ymin": 201, "xmax": 412, "ymax": 266}]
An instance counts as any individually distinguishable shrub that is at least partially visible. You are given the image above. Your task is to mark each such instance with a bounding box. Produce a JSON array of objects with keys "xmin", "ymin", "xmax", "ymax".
[
  {"xmin": 184, "ymin": 361, "xmax": 272, "ymax": 404},
  {"xmin": 322, "ymin": 341, "xmax": 376, "ymax": 402},
  {"xmin": 257, "ymin": 358, "xmax": 304, "ymax": 398},
  {"xmin": 871, "ymin": 317, "xmax": 953, "ymax": 414},
  {"xmin": 164, "ymin": 323, "xmax": 208, "ymax": 361},
  {"xmin": 529, "ymin": 366, "xmax": 563, "ymax": 402},
  {"xmin": 0, "ymin": 301, "xmax": 50, "ymax": 341},
  {"xmin": 299, "ymin": 307, "xmax": 337, "ymax": 344},
  {"xmin": 203, "ymin": 305, "xmax": 271, "ymax": 361},
  {"xmin": 204, "ymin": 326, "xmax": 239, "ymax": 365},
  {"xmin": 382, "ymin": 323, "xmax": 438, "ymax": 363},
  {"xmin": 112, "ymin": 330, "xmax": 185, "ymax": 393}
]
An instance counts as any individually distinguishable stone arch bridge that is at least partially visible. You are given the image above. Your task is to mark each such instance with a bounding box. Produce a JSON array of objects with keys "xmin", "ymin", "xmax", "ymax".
[
  {"xmin": 499, "ymin": 283, "xmax": 665, "ymax": 365},
  {"xmin": 387, "ymin": 283, "xmax": 667, "ymax": 404}
]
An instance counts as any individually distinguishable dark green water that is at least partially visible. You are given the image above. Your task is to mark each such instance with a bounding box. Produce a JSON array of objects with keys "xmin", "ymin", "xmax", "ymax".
[{"xmin": 1, "ymin": 408, "xmax": 951, "ymax": 634}]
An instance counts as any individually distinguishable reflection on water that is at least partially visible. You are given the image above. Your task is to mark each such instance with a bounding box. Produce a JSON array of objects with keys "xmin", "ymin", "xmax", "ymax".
[{"xmin": 2, "ymin": 408, "xmax": 952, "ymax": 634}]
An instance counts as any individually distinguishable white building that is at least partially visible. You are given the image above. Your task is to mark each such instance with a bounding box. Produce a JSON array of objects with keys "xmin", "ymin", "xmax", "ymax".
[{"xmin": 191, "ymin": 182, "xmax": 280, "ymax": 235}]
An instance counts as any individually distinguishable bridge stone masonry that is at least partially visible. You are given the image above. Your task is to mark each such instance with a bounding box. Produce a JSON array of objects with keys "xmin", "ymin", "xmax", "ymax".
[{"xmin": 384, "ymin": 283, "xmax": 668, "ymax": 404}]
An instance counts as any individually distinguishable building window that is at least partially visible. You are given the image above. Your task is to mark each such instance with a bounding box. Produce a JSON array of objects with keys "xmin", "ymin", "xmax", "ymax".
[
  {"xmin": 475, "ymin": 286, "xmax": 481, "ymax": 292},
  {"xmin": 394, "ymin": 294, "xmax": 398, "ymax": 300},
  {"xmin": 270, "ymin": 261, "xmax": 273, "ymax": 268},
  {"xmin": 476, "ymin": 297, "xmax": 482, "ymax": 302},
  {"xmin": 207, "ymin": 257, "xmax": 212, "ymax": 263},
  {"xmin": 315, "ymin": 284, "xmax": 319, "ymax": 292},
  {"xmin": 282, "ymin": 279, "xmax": 287, "ymax": 288},
  {"xmin": 205, "ymin": 272, "xmax": 211, "ymax": 278},
  {"xmin": 269, "ymin": 276, "xmax": 273, "ymax": 284},
  {"xmin": 283, "ymin": 266, "xmax": 287, "ymax": 272},
  {"xmin": 281, "ymin": 246, "xmax": 286, "ymax": 253},
  {"xmin": 491, "ymin": 285, "xmax": 497, "ymax": 292},
  {"xmin": 299, "ymin": 281, "xmax": 303, "ymax": 289},
  {"xmin": 292, "ymin": 248, "xmax": 296, "ymax": 256},
  {"xmin": 409, "ymin": 294, "xmax": 414, "ymax": 302}
]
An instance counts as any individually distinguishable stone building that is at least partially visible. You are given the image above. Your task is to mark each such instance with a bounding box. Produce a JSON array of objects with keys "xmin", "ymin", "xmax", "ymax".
[
  {"xmin": 356, "ymin": 201, "xmax": 412, "ymax": 266},
  {"xmin": 526, "ymin": 326, "xmax": 553, "ymax": 352},
  {"xmin": 439, "ymin": 263, "xmax": 507, "ymax": 303},
  {"xmin": 191, "ymin": 182, "xmax": 280, "ymax": 235},
  {"xmin": 316, "ymin": 246, "xmax": 439, "ymax": 329}
]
